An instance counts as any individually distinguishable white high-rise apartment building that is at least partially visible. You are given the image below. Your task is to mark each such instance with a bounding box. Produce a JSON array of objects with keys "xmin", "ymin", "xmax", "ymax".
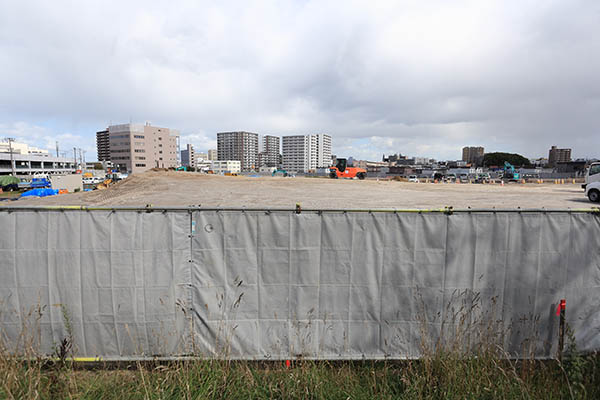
[
  {"xmin": 260, "ymin": 135, "xmax": 280, "ymax": 167},
  {"xmin": 282, "ymin": 134, "xmax": 332, "ymax": 173}
]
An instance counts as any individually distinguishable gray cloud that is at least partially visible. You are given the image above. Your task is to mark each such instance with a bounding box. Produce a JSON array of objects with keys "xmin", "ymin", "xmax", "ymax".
[{"xmin": 1, "ymin": 0, "xmax": 599, "ymax": 161}]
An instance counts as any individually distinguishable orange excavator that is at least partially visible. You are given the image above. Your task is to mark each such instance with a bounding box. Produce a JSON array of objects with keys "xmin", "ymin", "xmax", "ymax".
[{"xmin": 329, "ymin": 158, "xmax": 367, "ymax": 180}]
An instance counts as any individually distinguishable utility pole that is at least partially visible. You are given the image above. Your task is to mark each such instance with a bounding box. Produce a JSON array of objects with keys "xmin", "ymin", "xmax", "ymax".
[
  {"xmin": 5, "ymin": 138, "xmax": 16, "ymax": 176},
  {"xmin": 73, "ymin": 147, "xmax": 77, "ymax": 169},
  {"xmin": 56, "ymin": 141, "xmax": 59, "ymax": 157}
]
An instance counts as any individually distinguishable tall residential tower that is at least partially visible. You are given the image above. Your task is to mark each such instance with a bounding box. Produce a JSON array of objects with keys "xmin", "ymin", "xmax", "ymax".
[{"xmin": 217, "ymin": 131, "xmax": 259, "ymax": 171}]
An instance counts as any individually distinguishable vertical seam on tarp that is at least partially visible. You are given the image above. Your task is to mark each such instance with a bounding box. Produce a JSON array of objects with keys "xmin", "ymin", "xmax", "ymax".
[
  {"xmin": 346, "ymin": 212, "xmax": 354, "ymax": 354},
  {"xmin": 469, "ymin": 213, "xmax": 478, "ymax": 349},
  {"xmin": 255, "ymin": 212, "xmax": 261, "ymax": 358},
  {"xmin": 78, "ymin": 211, "xmax": 87, "ymax": 355},
  {"xmin": 500, "ymin": 213, "xmax": 511, "ymax": 354},
  {"xmin": 109, "ymin": 212, "xmax": 122, "ymax": 356},
  {"xmin": 317, "ymin": 212, "xmax": 324, "ymax": 355},
  {"xmin": 141, "ymin": 214, "xmax": 150, "ymax": 356},
  {"xmin": 188, "ymin": 210, "xmax": 194, "ymax": 355},
  {"xmin": 411, "ymin": 213, "xmax": 419, "ymax": 358},
  {"xmin": 533, "ymin": 213, "xmax": 543, "ymax": 354},
  {"xmin": 221, "ymin": 211, "xmax": 227, "ymax": 356},
  {"xmin": 441, "ymin": 213, "xmax": 450, "ymax": 349},
  {"xmin": 287, "ymin": 213, "xmax": 292, "ymax": 357},
  {"xmin": 46, "ymin": 212, "xmax": 56, "ymax": 350},
  {"xmin": 377, "ymin": 213, "xmax": 385, "ymax": 357},
  {"xmin": 564, "ymin": 212, "xmax": 572, "ymax": 333},
  {"xmin": 12, "ymin": 212, "xmax": 22, "ymax": 352}
]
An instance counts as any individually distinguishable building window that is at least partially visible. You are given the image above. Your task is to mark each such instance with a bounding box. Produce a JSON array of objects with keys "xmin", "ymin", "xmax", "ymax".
[
  {"xmin": 135, "ymin": 163, "xmax": 146, "ymax": 167},
  {"xmin": 134, "ymin": 135, "xmax": 145, "ymax": 139}
]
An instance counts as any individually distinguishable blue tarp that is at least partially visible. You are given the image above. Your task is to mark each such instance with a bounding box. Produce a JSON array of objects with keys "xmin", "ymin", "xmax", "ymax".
[{"xmin": 20, "ymin": 188, "xmax": 59, "ymax": 198}]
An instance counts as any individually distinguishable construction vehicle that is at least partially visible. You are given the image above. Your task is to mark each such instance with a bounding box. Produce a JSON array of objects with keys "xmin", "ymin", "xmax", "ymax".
[
  {"xmin": 272, "ymin": 169, "xmax": 288, "ymax": 177},
  {"xmin": 176, "ymin": 166, "xmax": 188, "ymax": 171},
  {"xmin": 329, "ymin": 158, "xmax": 367, "ymax": 180},
  {"xmin": 502, "ymin": 161, "xmax": 520, "ymax": 182}
]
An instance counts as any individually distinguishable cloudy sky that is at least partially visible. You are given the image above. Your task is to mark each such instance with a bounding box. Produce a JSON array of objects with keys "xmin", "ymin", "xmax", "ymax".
[{"xmin": 1, "ymin": 0, "xmax": 599, "ymax": 161}]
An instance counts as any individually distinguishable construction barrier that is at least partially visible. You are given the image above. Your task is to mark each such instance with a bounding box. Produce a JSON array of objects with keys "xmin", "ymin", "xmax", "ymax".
[{"xmin": 1, "ymin": 206, "xmax": 599, "ymax": 360}]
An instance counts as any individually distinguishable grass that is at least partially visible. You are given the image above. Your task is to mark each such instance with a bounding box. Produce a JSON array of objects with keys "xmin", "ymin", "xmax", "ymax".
[
  {"xmin": 2, "ymin": 291, "xmax": 600, "ymax": 398},
  {"xmin": 1, "ymin": 356, "xmax": 599, "ymax": 399}
]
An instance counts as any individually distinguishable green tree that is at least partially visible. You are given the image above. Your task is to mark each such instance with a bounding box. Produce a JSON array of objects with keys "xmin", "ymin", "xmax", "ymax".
[{"xmin": 482, "ymin": 152, "xmax": 531, "ymax": 167}]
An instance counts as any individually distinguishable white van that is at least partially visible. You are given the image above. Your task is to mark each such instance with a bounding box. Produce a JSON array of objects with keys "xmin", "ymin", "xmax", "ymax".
[
  {"xmin": 583, "ymin": 162, "xmax": 600, "ymax": 189},
  {"xmin": 584, "ymin": 162, "xmax": 600, "ymax": 202}
]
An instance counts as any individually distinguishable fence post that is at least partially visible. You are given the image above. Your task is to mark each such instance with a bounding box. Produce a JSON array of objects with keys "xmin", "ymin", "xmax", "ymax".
[{"xmin": 557, "ymin": 299, "xmax": 566, "ymax": 361}]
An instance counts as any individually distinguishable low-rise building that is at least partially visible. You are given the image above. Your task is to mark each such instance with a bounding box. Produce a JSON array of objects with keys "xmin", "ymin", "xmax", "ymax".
[
  {"xmin": 0, "ymin": 140, "xmax": 50, "ymax": 156},
  {"xmin": 0, "ymin": 152, "xmax": 76, "ymax": 176},
  {"xmin": 211, "ymin": 160, "xmax": 241, "ymax": 174}
]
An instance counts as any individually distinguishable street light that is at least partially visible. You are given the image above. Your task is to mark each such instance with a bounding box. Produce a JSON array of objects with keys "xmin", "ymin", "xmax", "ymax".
[{"xmin": 3, "ymin": 137, "xmax": 16, "ymax": 176}]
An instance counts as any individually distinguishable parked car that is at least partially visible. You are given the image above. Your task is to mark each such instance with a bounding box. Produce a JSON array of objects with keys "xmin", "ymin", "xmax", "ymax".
[{"xmin": 408, "ymin": 175, "xmax": 419, "ymax": 183}]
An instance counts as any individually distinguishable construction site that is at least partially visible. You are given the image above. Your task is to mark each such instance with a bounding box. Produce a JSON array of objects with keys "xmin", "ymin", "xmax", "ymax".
[{"xmin": 9, "ymin": 169, "xmax": 595, "ymax": 209}]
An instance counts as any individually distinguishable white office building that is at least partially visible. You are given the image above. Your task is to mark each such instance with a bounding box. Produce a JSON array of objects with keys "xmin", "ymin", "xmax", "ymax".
[
  {"xmin": 211, "ymin": 160, "xmax": 241, "ymax": 174},
  {"xmin": 282, "ymin": 134, "xmax": 332, "ymax": 173}
]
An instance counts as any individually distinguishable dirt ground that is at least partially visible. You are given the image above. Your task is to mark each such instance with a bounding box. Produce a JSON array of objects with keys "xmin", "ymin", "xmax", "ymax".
[{"xmin": 6, "ymin": 170, "xmax": 595, "ymax": 209}]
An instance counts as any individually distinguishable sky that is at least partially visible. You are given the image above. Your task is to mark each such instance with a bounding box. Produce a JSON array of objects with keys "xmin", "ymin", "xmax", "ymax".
[{"xmin": 1, "ymin": 0, "xmax": 599, "ymax": 162}]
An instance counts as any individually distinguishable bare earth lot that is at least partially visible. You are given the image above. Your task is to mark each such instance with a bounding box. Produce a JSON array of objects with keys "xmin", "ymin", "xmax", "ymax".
[
  {"xmin": 9, "ymin": 170, "xmax": 594, "ymax": 209},
  {"xmin": 10, "ymin": 171, "xmax": 594, "ymax": 209}
]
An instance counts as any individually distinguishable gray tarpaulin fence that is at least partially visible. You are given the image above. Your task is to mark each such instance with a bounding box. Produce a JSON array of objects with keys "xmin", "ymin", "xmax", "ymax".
[{"xmin": 0, "ymin": 206, "xmax": 599, "ymax": 360}]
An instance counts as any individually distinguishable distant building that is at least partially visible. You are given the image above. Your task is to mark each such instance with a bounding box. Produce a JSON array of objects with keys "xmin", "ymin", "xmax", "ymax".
[
  {"xmin": 282, "ymin": 134, "xmax": 332, "ymax": 173},
  {"xmin": 462, "ymin": 146, "xmax": 484, "ymax": 165},
  {"xmin": 207, "ymin": 149, "xmax": 217, "ymax": 161},
  {"xmin": 211, "ymin": 160, "xmax": 241, "ymax": 174},
  {"xmin": 548, "ymin": 146, "xmax": 571, "ymax": 167},
  {"xmin": 260, "ymin": 135, "xmax": 280, "ymax": 167},
  {"xmin": 181, "ymin": 144, "xmax": 196, "ymax": 168},
  {"xmin": 96, "ymin": 129, "xmax": 110, "ymax": 161},
  {"xmin": 217, "ymin": 131, "xmax": 259, "ymax": 171},
  {"xmin": 97, "ymin": 122, "xmax": 180, "ymax": 174},
  {"xmin": 530, "ymin": 157, "xmax": 548, "ymax": 167},
  {"xmin": 196, "ymin": 152, "xmax": 208, "ymax": 161},
  {"xmin": 0, "ymin": 140, "xmax": 50, "ymax": 156}
]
